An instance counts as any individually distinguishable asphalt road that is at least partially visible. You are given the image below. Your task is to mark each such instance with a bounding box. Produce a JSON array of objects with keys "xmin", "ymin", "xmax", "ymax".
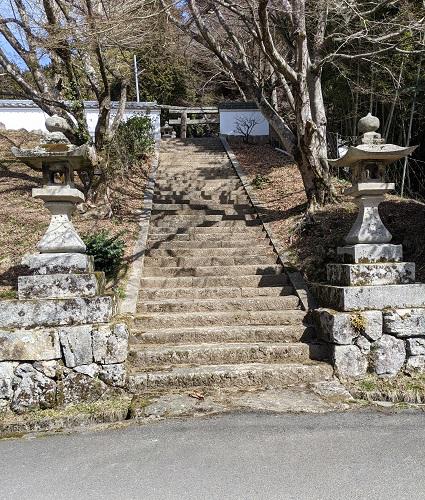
[{"xmin": 1, "ymin": 410, "xmax": 424, "ymax": 500}]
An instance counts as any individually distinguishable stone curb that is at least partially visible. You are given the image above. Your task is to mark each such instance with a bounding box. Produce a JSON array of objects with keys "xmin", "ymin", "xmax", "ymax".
[
  {"xmin": 220, "ymin": 136, "xmax": 317, "ymax": 311},
  {"xmin": 119, "ymin": 144, "xmax": 160, "ymax": 316}
]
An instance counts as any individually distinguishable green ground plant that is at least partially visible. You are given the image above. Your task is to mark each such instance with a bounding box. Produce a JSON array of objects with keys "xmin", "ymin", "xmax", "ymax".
[{"xmin": 83, "ymin": 231, "xmax": 126, "ymax": 279}]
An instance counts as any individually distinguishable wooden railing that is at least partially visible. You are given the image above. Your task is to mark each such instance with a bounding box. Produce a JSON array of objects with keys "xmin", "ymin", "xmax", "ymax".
[{"xmin": 160, "ymin": 105, "xmax": 219, "ymax": 139}]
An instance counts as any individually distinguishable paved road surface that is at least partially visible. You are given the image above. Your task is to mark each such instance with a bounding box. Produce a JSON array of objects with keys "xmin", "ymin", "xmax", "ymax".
[{"xmin": 1, "ymin": 410, "xmax": 424, "ymax": 500}]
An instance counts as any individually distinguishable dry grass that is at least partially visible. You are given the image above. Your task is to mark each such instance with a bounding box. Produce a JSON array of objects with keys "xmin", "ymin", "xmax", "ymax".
[
  {"xmin": 233, "ymin": 143, "xmax": 425, "ymax": 284},
  {"xmin": 348, "ymin": 374, "xmax": 425, "ymax": 404},
  {"xmin": 0, "ymin": 130, "xmax": 150, "ymax": 295}
]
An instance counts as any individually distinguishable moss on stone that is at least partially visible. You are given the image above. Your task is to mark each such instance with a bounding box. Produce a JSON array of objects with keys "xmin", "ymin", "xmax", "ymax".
[{"xmin": 350, "ymin": 313, "xmax": 367, "ymax": 335}]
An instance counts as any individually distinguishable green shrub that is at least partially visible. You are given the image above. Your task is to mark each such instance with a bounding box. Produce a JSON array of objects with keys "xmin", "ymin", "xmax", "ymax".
[
  {"xmin": 106, "ymin": 115, "xmax": 154, "ymax": 175},
  {"xmin": 83, "ymin": 230, "xmax": 125, "ymax": 279}
]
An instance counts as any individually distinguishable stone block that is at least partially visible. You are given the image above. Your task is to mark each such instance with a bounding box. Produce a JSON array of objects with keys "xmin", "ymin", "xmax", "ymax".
[
  {"xmin": 92, "ymin": 323, "xmax": 129, "ymax": 364},
  {"xmin": 59, "ymin": 372, "xmax": 107, "ymax": 405},
  {"xmin": 355, "ymin": 335, "xmax": 371, "ymax": 354},
  {"xmin": 371, "ymin": 335, "xmax": 406, "ymax": 376},
  {"xmin": 333, "ymin": 345, "xmax": 368, "ymax": 379},
  {"xmin": 406, "ymin": 338, "xmax": 425, "ymax": 356},
  {"xmin": 0, "ymin": 362, "xmax": 16, "ymax": 399},
  {"xmin": 0, "ymin": 329, "xmax": 61, "ymax": 361},
  {"xmin": 33, "ymin": 360, "xmax": 60, "ymax": 378},
  {"xmin": 59, "ymin": 325, "xmax": 93, "ymax": 368},
  {"xmin": 383, "ymin": 309, "xmax": 425, "ymax": 338},
  {"xmin": 0, "ymin": 296, "xmax": 115, "ymax": 329},
  {"xmin": 327, "ymin": 262, "xmax": 415, "ymax": 286},
  {"xmin": 18, "ymin": 273, "xmax": 104, "ymax": 300},
  {"xmin": 315, "ymin": 308, "xmax": 382, "ymax": 344},
  {"xmin": 22, "ymin": 253, "xmax": 94, "ymax": 275},
  {"xmin": 314, "ymin": 284, "xmax": 425, "ymax": 311},
  {"xmin": 405, "ymin": 355, "xmax": 425, "ymax": 373},
  {"xmin": 74, "ymin": 363, "xmax": 99, "ymax": 378},
  {"xmin": 11, "ymin": 363, "xmax": 56, "ymax": 413},
  {"xmin": 99, "ymin": 364, "xmax": 126, "ymax": 387},
  {"xmin": 337, "ymin": 244, "xmax": 403, "ymax": 264}
]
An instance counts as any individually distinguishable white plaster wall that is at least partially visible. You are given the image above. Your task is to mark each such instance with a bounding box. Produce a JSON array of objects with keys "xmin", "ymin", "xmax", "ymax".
[
  {"xmin": 0, "ymin": 104, "xmax": 161, "ymax": 140},
  {"xmin": 219, "ymin": 109, "xmax": 269, "ymax": 136},
  {"xmin": 0, "ymin": 108, "xmax": 48, "ymax": 132}
]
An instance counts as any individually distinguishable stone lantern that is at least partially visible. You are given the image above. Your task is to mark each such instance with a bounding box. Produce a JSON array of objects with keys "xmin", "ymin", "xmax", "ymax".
[
  {"xmin": 331, "ymin": 112, "xmax": 417, "ymax": 263},
  {"xmin": 313, "ymin": 113, "xmax": 425, "ymax": 379},
  {"xmin": 160, "ymin": 121, "xmax": 174, "ymax": 138},
  {"xmin": 0, "ymin": 116, "xmax": 128, "ymax": 415},
  {"xmin": 12, "ymin": 116, "xmax": 95, "ymax": 255}
]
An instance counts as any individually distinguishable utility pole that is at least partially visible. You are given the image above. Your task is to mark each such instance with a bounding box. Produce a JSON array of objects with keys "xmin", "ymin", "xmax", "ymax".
[{"xmin": 133, "ymin": 54, "xmax": 140, "ymax": 102}]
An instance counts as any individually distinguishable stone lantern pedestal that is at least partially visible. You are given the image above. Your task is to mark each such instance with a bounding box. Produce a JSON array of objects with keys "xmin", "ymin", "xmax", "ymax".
[
  {"xmin": 313, "ymin": 114, "xmax": 425, "ymax": 379},
  {"xmin": 0, "ymin": 117, "xmax": 129, "ymax": 415}
]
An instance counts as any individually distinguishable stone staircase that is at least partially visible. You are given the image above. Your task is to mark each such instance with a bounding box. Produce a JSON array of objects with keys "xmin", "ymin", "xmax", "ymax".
[{"xmin": 128, "ymin": 138, "xmax": 333, "ymax": 392}]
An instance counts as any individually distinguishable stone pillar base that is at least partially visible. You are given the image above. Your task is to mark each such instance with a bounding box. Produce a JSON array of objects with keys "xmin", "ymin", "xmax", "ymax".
[
  {"xmin": 0, "ymin": 252, "xmax": 128, "ymax": 415},
  {"xmin": 314, "ymin": 249, "xmax": 425, "ymax": 379}
]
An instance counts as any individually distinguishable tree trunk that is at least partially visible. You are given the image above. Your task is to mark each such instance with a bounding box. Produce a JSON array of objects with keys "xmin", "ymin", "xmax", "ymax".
[
  {"xmin": 295, "ymin": 128, "xmax": 336, "ymax": 209},
  {"xmin": 257, "ymin": 89, "xmax": 336, "ymax": 210}
]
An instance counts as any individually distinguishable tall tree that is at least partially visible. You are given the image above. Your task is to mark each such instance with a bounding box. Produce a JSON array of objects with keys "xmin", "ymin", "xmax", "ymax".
[
  {"xmin": 0, "ymin": 0, "xmax": 157, "ymax": 150},
  {"xmin": 160, "ymin": 0, "xmax": 424, "ymax": 209}
]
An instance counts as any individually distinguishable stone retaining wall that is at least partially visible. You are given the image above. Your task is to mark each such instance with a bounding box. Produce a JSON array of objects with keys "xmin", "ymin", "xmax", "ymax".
[
  {"xmin": 315, "ymin": 308, "xmax": 425, "ymax": 379},
  {"xmin": 0, "ymin": 322, "xmax": 129, "ymax": 414}
]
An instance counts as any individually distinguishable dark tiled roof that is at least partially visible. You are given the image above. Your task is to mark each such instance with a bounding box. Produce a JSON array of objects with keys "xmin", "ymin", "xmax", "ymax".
[
  {"xmin": 0, "ymin": 100, "xmax": 159, "ymax": 109},
  {"xmin": 219, "ymin": 101, "xmax": 259, "ymax": 110}
]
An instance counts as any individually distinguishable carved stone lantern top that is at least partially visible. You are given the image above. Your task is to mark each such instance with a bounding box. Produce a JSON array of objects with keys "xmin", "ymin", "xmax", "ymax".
[
  {"xmin": 329, "ymin": 113, "xmax": 417, "ymax": 169},
  {"xmin": 11, "ymin": 115, "xmax": 95, "ymax": 175},
  {"xmin": 328, "ymin": 113, "xmax": 418, "ymax": 249},
  {"xmin": 11, "ymin": 115, "xmax": 94, "ymax": 254}
]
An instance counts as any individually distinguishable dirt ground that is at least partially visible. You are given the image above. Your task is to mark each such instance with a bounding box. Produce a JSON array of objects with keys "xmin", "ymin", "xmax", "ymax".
[
  {"xmin": 233, "ymin": 143, "xmax": 425, "ymax": 284},
  {"xmin": 0, "ymin": 130, "xmax": 150, "ymax": 296}
]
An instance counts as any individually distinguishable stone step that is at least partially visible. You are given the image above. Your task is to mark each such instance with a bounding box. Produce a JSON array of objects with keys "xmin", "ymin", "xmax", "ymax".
[
  {"xmin": 129, "ymin": 342, "xmax": 314, "ymax": 367},
  {"xmin": 145, "ymin": 246, "xmax": 275, "ymax": 257},
  {"xmin": 147, "ymin": 239, "xmax": 269, "ymax": 250},
  {"xmin": 137, "ymin": 285, "xmax": 293, "ymax": 301},
  {"xmin": 148, "ymin": 226, "xmax": 264, "ymax": 237},
  {"xmin": 128, "ymin": 362, "xmax": 333, "ymax": 391},
  {"xmin": 159, "ymin": 158, "xmax": 226, "ymax": 161},
  {"xmin": 153, "ymin": 194, "xmax": 248, "ymax": 203},
  {"xmin": 153, "ymin": 194, "xmax": 249, "ymax": 203},
  {"xmin": 142, "ymin": 264, "xmax": 283, "ymax": 278},
  {"xmin": 132, "ymin": 324, "xmax": 312, "ymax": 344},
  {"xmin": 151, "ymin": 217, "xmax": 260, "ymax": 227},
  {"xmin": 140, "ymin": 274, "xmax": 289, "ymax": 288},
  {"xmin": 147, "ymin": 233, "xmax": 268, "ymax": 243},
  {"xmin": 156, "ymin": 180, "xmax": 242, "ymax": 191},
  {"xmin": 143, "ymin": 255, "xmax": 278, "ymax": 268},
  {"xmin": 158, "ymin": 173, "xmax": 235, "ymax": 181},
  {"xmin": 151, "ymin": 212, "xmax": 257, "ymax": 221},
  {"xmin": 152, "ymin": 204, "xmax": 256, "ymax": 214},
  {"xmin": 158, "ymin": 164, "xmax": 230, "ymax": 171},
  {"xmin": 154, "ymin": 182, "xmax": 243, "ymax": 189},
  {"xmin": 152, "ymin": 203, "xmax": 254, "ymax": 212},
  {"xmin": 139, "ymin": 296, "xmax": 300, "ymax": 314},
  {"xmin": 135, "ymin": 309, "xmax": 305, "ymax": 330},
  {"xmin": 155, "ymin": 187, "xmax": 243, "ymax": 193}
]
